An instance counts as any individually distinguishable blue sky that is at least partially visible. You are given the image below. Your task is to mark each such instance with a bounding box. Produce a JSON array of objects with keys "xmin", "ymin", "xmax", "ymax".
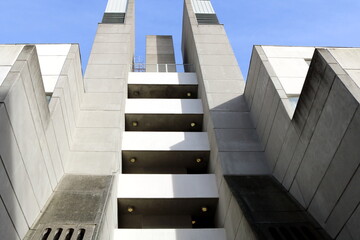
[{"xmin": 0, "ymin": 0, "xmax": 360, "ymax": 78}]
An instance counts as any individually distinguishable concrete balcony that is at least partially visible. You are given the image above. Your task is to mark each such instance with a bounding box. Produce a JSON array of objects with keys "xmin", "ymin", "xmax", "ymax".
[
  {"xmin": 125, "ymin": 99, "xmax": 203, "ymax": 131},
  {"xmin": 121, "ymin": 132, "xmax": 210, "ymax": 173},
  {"xmin": 128, "ymin": 72, "xmax": 198, "ymax": 98},
  {"xmin": 117, "ymin": 174, "xmax": 218, "ymax": 228},
  {"xmin": 114, "ymin": 229, "xmax": 226, "ymax": 240}
]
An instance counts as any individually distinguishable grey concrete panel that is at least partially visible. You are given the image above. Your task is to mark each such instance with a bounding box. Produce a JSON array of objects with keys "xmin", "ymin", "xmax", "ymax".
[
  {"xmin": 91, "ymin": 43, "xmax": 130, "ymax": 54},
  {"xmin": 309, "ymin": 107, "xmax": 360, "ymax": 224},
  {"xmin": 0, "ymin": 199, "xmax": 20, "ymax": 240},
  {"xmin": 72, "ymin": 127, "xmax": 121, "ymax": 152},
  {"xmin": 346, "ymin": 204, "xmax": 360, "ymax": 240},
  {"xmin": 214, "ymin": 129, "xmax": 262, "ymax": 152},
  {"xmin": 192, "ymin": 24, "xmax": 227, "ymax": 35},
  {"xmin": 22, "ymin": 46, "xmax": 50, "ymax": 128},
  {"xmin": 81, "ymin": 93, "xmax": 123, "ymax": 111},
  {"xmin": 0, "ymin": 156, "xmax": 29, "ymax": 238},
  {"xmin": 201, "ymin": 65, "xmax": 243, "ymax": 81},
  {"xmin": 296, "ymin": 78, "xmax": 358, "ymax": 207},
  {"xmin": 215, "ymin": 179, "xmax": 232, "ymax": 227},
  {"xmin": 224, "ymin": 196, "xmax": 244, "ymax": 240},
  {"xmin": 300, "ymin": 64, "xmax": 336, "ymax": 143},
  {"xmin": 210, "ymin": 111, "xmax": 254, "ymax": 129},
  {"xmin": 12, "ymin": 61, "xmax": 57, "ymax": 189},
  {"xmin": 77, "ymin": 110, "xmax": 121, "ymax": 128},
  {"xmin": 336, "ymin": 227, "xmax": 354, "ymax": 240},
  {"xmin": 244, "ymin": 49, "xmax": 261, "ymax": 109},
  {"xmin": 96, "ymin": 24, "xmax": 133, "ymax": 34},
  {"xmin": 264, "ymin": 103, "xmax": 291, "ymax": 171},
  {"xmin": 282, "ymin": 138, "xmax": 307, "ymax": 190},
  {"xmin": 214, "ymin": 158, "xmax": 224, "ymax": 189},
  {"xmin": 94, "ymin": 33, "xmax": 131, "ymax": 43},
  {"xmin": 4, "ymin": 77, "xmax": 52, "ymax": 208},
  {"xmin": 50, "ymin": 99, "xmax": 71, "ymax": 168},
  {"xmin": 273, "ymin": 123, "xmax": 300, "ymax": 182},
  {"xmin": 324, "ymin": 167, "xmax": 360, "ymax": 237},
  {"xmin": 220, "ymin": 151, "xmax": 270, "ymax": 176},
  {"xmin": 84, "ymin": 64, "xmax": 127, "ymax": 79},
  {"xmin": 292, "ymin": 50, "xmax": 327, "ymax": 135},
  {"xmin": 52, "ymin": 89, "xmax": 74, "ymax": 146},
  {"xmin": 289, "ymin": 179, "xmax": 306, "ymax": 207},
  {"xmin": 204, "ymin": 80, "xmax": 244, "ymax": 93},
  {"xmin": 194, "ymin": 34, "xmax": 230, "ymax": 44},
  {"xmin": 54, "ymin": 78, "xmax": 76, "ymax": 143},
  {"xmin": 259, "ymin": 86, "xmax": 280, "ymax": 151},
  {"xmin": 197, "ymin": 43, "xmax": 234, "ymax": 55},
  {"xmin": 45, "ymin": 123, "xmax": 64, "ymax": 182},
  {"xmin": 249, "ymin": 62, "xmax": 270, "ymax": 127},
  {"xmin": 66, "ymin": 152, "xmax": 118, "ymax": 175},
  {"xmin": 85, "ymin": 78, "xmax": 125, "ymax": 93},
  {"xmin": 198, "ymin": 54, "xmax": 239, "ymax": 66},
  {"xmin": 88, "ymin": 53, "xmax": 131, "ymax": 65},
  {"xmin": 0, "ymin": 105, "xmax": 40, "ymax": 226},
  {"xmin": 256, "ymin": 79, "xmax": 276, "ymax": 140},
  {"xmin": 208, "ymin": 94, "xmax": 249, "ymax": 112},
  {"xmin": 235, "ymin": 217, "xmax": 257, "ymax": 240},
  {"xmin": 146, "ymin": 46, "xmax": 175, "ymax": 55}
]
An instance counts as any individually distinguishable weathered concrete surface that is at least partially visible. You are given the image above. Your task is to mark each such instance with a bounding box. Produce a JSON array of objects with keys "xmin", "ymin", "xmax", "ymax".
[{"xmin": 245, "ymin": 46, "xmax": 360, "ymax": 239}]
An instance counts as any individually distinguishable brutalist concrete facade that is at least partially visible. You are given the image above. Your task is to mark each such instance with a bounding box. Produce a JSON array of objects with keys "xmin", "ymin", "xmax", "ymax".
[{"xmin": 0, "ymin": 0, "xmax": 359, "ymax": 240}]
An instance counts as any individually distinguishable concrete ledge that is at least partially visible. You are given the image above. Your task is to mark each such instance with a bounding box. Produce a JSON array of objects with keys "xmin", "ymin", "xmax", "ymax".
[
  {"xmin": 118, "ymin": 174, "xmax": 218, "ymax": 199},
  {"xmin": 125, "ymin": 99, "xmax": 203, "ymax": 114},
  {"xmin": 128, "ymin": 72, "xmax": 198, "ymax": 85},
  {"xmin": 122, "ymin": 132, "xmax": 210, "ymax": 151},
  {"xmin": 114, "ymin": 229, "xmax": 226, "ymax": 240}
]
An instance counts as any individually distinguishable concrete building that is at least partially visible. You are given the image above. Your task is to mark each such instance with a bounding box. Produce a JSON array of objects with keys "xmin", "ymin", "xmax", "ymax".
[{"xmin": 0, "ymin": 0, "xmax": 359, "ymax": 239}]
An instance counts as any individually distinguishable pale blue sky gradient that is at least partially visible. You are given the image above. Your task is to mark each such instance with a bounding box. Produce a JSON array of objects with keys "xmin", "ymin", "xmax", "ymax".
[{"xmin": 0, "ymin": 0, "xmax": 359, "ymax": 78}]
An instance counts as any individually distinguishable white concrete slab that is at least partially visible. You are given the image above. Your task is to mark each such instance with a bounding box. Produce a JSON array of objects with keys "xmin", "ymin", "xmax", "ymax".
[
  {"xmin": 0, "ymin": 66, "xmax": 12, "ymax": 85},
  {"xmin": 114, "ymin": 229, "xmax": 226, "ymax": 240},
  {"xmin": 262, "ymin": 46, "xmax": 315, "ymax": 59},
  {"xmin": 125, "ymin": 99, "xmax": 203, "ymax": 114},
  {"xmin": 35, "ymin": 44, "xmax": 71, "ymax": 56},
  {"xmin": 128, "ymin": 72, "xmax": 197, "ymax": 85},
  {"xmin": 118, "ymin": 174, "xmax": 218, "ymax": 198},
  {"xmin": 347, "ymin": 70, "xmax": 360, "ymax": 88},
  {"xmin": 122, "ymin": 132, "xmax": 210, "ymax": 151},
  {"xmin": 38, "ymin": 56, "xmax": 67, "ymax": 76},
  {"xmin": 329, "ymin": 48, "xmax": 360, "ymax": 69},
  {"xmin": 268, "ymin": 58, "xmax": 310, "ymax": 78},
  {"xmin": 42, "ymin": 76, "xmax": 59, "ymax": 93},
  {"xmin": 278, "ymin": 77, "xmax": 306, "ymax": 95},
  {"xmin": 35, "ymin": 44, "xmax": 71, "ymax": 93},
  {"xmin": 0, "ymin": 45, "xmax": 24, "ymax": 65}
]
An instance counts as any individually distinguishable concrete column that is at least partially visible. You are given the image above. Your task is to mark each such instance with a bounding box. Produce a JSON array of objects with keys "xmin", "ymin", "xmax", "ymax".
[{"xmin": 146, "ymin": 35, "xmax": 176, "ymax": 72}]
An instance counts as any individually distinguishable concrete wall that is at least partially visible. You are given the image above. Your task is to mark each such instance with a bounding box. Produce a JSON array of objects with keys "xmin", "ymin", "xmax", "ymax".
[
  {"xmin": 181, "ymin": 1, "xmax": 268, "ymax": 239},
  {"xmin": 245, "ymin": 46, "xmax": 360, "ymax": 239},
  {"xmin": 0, "ymin": 44, "xmax": 83, "ymax": 239}
]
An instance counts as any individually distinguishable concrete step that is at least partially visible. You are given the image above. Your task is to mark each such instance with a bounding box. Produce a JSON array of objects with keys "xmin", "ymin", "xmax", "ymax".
[
  {"xmin": 114, "ymin": 229, "xmax": 227, "ymax": 240},
  {"xmin": 117, "ymin": 174, "xmax": 218, "ymax": 228},
  {"xmin": 121, "ymin": 132, "xmax": 210, "ymax": 173},
  {"xmin": 125, "ymin": 99, "xmax": 203, "ymax": 131},
  {"xmin": 128, "ymin": 72, "xmax": 198, "ymax": 98}
]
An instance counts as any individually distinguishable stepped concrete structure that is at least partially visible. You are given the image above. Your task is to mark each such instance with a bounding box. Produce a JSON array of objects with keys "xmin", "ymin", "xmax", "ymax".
[{"xmin": 0, "ymin": 0, "xmax": 359, "ymax": 240}]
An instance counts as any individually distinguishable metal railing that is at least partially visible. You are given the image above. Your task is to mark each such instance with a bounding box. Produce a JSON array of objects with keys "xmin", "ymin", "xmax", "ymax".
[{"xmin": 131, "ymin": 63, "xmax": 195, "ymax": 73}]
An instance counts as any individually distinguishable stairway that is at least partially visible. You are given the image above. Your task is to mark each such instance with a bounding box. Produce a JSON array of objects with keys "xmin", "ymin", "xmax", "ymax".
[{"xmin": 115, "ymin": 71, "xmax": 226, "ymax": 239}]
